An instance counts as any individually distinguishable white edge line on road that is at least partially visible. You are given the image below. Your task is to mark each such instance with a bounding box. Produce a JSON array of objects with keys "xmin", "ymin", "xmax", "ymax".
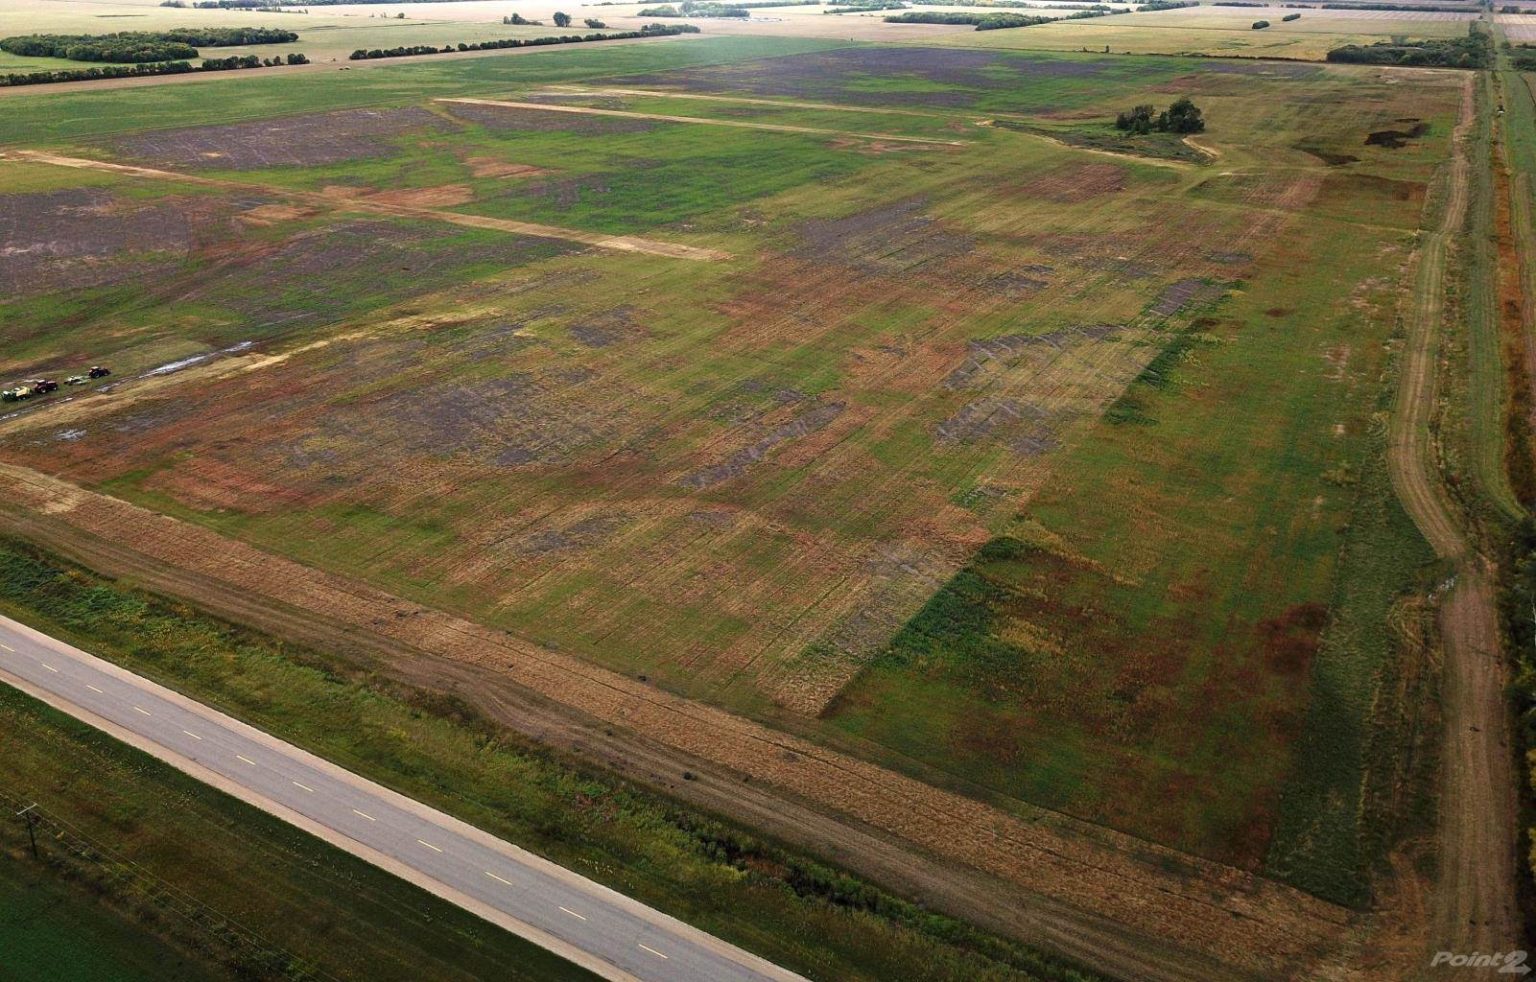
[
  {"xmin": 639, "ymin": 943, "xmax": 669, "ymax": 959},
  {"xmin": 0, "ymin": 662, "xmax": 639, "ymax": 982},
  {"xmin": 0, "ymin": 613, "xmax": 807, "ymax": 982},
  {"xmin": 560, "ymin": 905, "xmax": 587, "ymax": 921}
]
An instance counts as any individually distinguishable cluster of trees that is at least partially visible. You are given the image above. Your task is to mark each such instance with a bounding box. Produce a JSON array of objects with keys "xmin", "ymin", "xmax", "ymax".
[
  {"xmin": 1114, "ymin": 96, "xmax": 1205, "ymax": 135},
  {"xmin": 347, "ymin": 23, "xmax": 695, "ymax": 59},
  {"xmin": 502, "ymin": 11, "xmax": 543, "ymax": 23},
  {"xmin": 1136, "ymin": 0, "xmax": 1196, "ymax": 9},
  {"xmin": 0, "ymin": 49, "xmax": 300, "ymax": 86},
  {"xmin": 0, "ymin": 28, "xmax": 296, "ymax": 63},
  {"xmin": 1512, "ymin": 44, "xmax": 1536, "ymax": 72},
  {"xmin": 638, "ymin": 1, "xmax": 752, "ymax": 15},
  {"xmin": 1325, "ymin": 29, "xmax": 1490, "ymax": 68}
]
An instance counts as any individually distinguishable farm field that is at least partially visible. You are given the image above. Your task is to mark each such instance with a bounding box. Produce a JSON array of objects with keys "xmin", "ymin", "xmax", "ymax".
[
  {"xmin": 0, "ymin": 17, "xmax": 1512, "ymax": 982},
  {"xmin": 0, "ymin": 0, "xmax": 656, "ymax": 70},
  {"xmin": 945, "ymin": 5, "xmax": 1476, "ymax": 60}
]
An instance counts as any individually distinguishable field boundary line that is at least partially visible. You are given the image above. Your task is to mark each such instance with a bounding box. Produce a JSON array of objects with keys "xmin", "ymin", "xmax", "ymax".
[
  {"xmin": 437, "ymin": 97, "xmax": 970, "ymax": 146},
  {"xmin": 0, "ymin": 150, "xmax": 730, "ymax": 262}
]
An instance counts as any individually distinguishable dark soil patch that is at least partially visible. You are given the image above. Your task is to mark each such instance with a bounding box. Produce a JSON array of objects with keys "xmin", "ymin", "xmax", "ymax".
[
  {"xmin": 1150, "ymin": 278, "xmax": 1225, "ymax": 318},
  {"xmin": 1364, "ymin": 120, "xmax": 1429, "ymax": 149},
  {"xmin": 942, "ymin": 324, "xmax": 1120, "ymax": 391},
  {"xmin": 0, "ymin": 188, "xmax": 254, "ymax": 297},
  {"xmin": 793, "ymin": 198, "xmax": 973, "ymax": 272},
  {"xmin": 199, "ymin": 219, "xmax": 575, "ymax": 330},
  {"xmin": 568, "ymin": 307, "xmax": 646, "ymax": 348},
  {"xmin": 109, "ymin": 108, "xmax": 454, "ymax": 170},
  {"xmin": 1294, "ymin": 145, "xmax": 1359, "ymax": 167}
]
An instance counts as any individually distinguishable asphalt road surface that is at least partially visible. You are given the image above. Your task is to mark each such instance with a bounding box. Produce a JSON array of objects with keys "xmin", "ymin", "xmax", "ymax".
[{"xmin": 0, "ymin": 613, "xmax": 806, "ymax": 982}]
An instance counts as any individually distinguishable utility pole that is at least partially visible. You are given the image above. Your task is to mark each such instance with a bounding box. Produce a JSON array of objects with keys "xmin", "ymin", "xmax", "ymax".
[{"xmin": 16, "ymin": 803, "xmax": 38, "ymax": 860}]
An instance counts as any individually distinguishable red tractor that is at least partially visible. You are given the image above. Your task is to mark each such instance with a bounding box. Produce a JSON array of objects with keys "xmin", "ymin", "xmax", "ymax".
[
  {"xmin": 87, "ymin": 366, "xmax": 111, "ymax": 379},
  {"xmin": 29, "ymin": 379, "xmax": 58, "ymax": 395}
]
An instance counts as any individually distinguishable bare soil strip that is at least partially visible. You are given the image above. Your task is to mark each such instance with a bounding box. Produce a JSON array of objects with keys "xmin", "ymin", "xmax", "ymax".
[
  {"xmin": 436, "ymin": 97, "xmax": 970, "ymax": 146},
  {"xmin": 0, "ymin": 462, "xmax": 1353, "ymax": 981},
  {"xmin": 1386, "ymin": 76, "xmax": 1523, "ymax": 961},
  {"xmin": 0, "ymin": 150, "xmax": 730, "ymax": 262}
]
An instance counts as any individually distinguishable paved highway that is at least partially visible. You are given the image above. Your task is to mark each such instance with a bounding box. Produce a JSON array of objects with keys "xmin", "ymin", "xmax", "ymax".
[{"xmin": 0, "ymin": 613, "xmax": 806, "ymax": 982}]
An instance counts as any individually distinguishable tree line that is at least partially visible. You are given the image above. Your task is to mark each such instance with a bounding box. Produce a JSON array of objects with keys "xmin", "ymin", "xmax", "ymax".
[
  {"xmin": 0, "ymin": 28, "xmax": 296, "ymax": 63},
  {"xmin": 348, "ymin": 23, "xmax": 696, "ymax": 60},
  {"xmin": 0, "ymin": 50, "xmax": 304, "ymax": 87}
]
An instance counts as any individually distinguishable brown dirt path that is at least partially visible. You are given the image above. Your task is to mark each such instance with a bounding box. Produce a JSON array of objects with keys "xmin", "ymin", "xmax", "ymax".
[
  {"xmin": 0, "ymin": 461, "xmax": 1353, "ymax": 982},
  {"xmin": 436, "ymin": 97, "xmax": 970, "ymax": 146},
  {"xmin": 0, "ymin": 150, "xmax": 730, "ymax": 262},
  {"xmin": 1385, "ymin": 75, "xmax": 1523, "ymax": 967}
]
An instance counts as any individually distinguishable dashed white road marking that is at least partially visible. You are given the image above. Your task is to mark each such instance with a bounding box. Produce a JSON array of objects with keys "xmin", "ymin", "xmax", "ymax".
[
  {"xmin": 486, "ymin": 870, "xmax": 513, "ymax": 886},
  {"xmin": 559, "ymin": 906, "xmax": 587, "ymax": 921},
  {"xmin": 638, "ymin": 943, "xmax": 669, "ymax": 959},
  {"xmin": 86, "ymin": 684, "xmax": 103, "ymax": 694},
  {"xmin": 353, "ymin": 809, "xmax": 376, "ymax": 822},
  {"xmin": 293, "ymin": 781, "xmax": 314, "ymax": 793},
  {"xmin": 183, "ymin": 729, "xmax": 202, "ymax": 740},
  {"xmin": 0, "ymin": 642, "xmax": 13, "ymax": 652},
  {"xmin": 42, "ymin": 663, "xmax": 58, "ymax": 673},
  {"xmin": 132, "ymin": 706, "xmax": 151, "ymax": 716},
  {"xmin": 236, "ymin": 754, "xmax": 256, "ymax": 765},
  {"xmin": 418, "ymin": 839, "xmax": 443, "ymax": 853}
]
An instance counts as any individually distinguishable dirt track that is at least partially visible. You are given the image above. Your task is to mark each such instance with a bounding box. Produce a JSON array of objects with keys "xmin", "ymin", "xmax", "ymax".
[
  {"xmin": 1, "ymin": 150, "xmax": 729, "ymax": 262},
  {"xmin": 437, "ymin": 97, "xmax": 970, "ymax": 146},
  {"xmin": 0, "ymin": 461, "xmax": 1354, "ymax": 982},
  {"xmin": 1385, "ymin": 75, "xmax": 1523, "ymax": 966}
]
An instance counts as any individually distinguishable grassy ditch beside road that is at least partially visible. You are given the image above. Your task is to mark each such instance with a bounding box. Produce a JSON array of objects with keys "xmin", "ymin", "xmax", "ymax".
[{"xmin": 0, "ymin": 537, "xmax": 1096, "ymax": 982}]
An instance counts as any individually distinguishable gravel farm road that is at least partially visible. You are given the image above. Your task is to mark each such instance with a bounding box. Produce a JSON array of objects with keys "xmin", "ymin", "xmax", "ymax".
[{"xmin": 0, "ymin": 612, "xmax": 805, "ymax": 982}]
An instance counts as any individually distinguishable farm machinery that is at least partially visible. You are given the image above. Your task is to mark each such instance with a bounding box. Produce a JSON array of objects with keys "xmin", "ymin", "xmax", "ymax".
[{"xmin": 2, "ymin": 367, "xmax": 110, "ymax": 403}]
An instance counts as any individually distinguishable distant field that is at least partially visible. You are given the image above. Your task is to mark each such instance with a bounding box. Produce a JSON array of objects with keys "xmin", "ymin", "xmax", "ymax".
[
  {"xmin": 0, "ymin": 27, "xmax": 1459, "ymax": 908},
  {"xmin": 0, "ymin": 0, "xmax": 643, "ymax": 71},
  {"xmin": 943, "ymin": 4, "xmax": 1475, "ymax": 59}
]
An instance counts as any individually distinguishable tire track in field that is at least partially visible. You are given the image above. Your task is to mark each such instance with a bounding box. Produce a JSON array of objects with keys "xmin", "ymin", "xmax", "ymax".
[
  {"xmin": 1386, "ymin": 74, "xmax": 1523, "ymax": 964},
  {"xmin": 0, "ymin": 150, "xmax": 730, "ymax": 262}
]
